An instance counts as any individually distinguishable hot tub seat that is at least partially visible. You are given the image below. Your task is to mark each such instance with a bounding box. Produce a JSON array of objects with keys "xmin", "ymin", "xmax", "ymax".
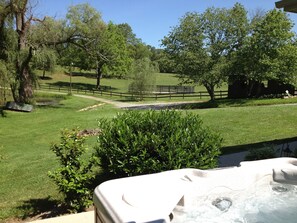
[{"xmin": 94, "ymin": 158, "xmax": 297, "ymax": 223}]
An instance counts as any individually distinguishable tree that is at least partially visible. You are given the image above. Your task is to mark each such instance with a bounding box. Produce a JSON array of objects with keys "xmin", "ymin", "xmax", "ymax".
[
  {"xmin": 0, "ymin": 60, "xmax": 9, "ymax": 105},
  {"xmin": 31, "ymin": 48, "xmax": 57, "ymax": 78},
  {"xmin": 117, "ymin": 23, "xmax": 141, "ymax": 46},
  {"xmin": 0, "ymin": 1, "xmax": 76, "ymax": 103},
  {"xmin": 162, "ymin": 4, "xmax": 249, "ymax": 100},
  {"xmin": 117, "ymin": 23, "xmax": 151, "ymax": 60},
  {"xmin": 128, "ymin": 58, "xmax": 158, "ymax": 100},
  {"xmin": 0, "ymin": 0, "xmax": 36, "ymax": 103},
  {"xmin": 99, "ymin": 23, "xmax": 132, "ymax": 80},
  {"xmin": 65, "ymin": 4, "xmax": 131, "ymax": 88},
  {"xmin": 230, "ymin": 9, "xmax": 297, "ymax": 96}
]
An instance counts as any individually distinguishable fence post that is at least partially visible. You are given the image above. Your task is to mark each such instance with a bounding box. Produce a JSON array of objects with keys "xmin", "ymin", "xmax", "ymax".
[{"xmin": 200, "ymin": 92, "xmax": 202, "ymax": 99}]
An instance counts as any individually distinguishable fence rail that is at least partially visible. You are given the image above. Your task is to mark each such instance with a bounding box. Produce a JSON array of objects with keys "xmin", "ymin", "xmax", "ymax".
[{"xmin": 37, "ymin": 84, "xmax": 228, "ymax": 100}]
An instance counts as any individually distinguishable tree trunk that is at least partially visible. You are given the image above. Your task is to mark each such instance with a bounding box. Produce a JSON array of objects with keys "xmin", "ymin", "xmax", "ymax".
[
  {"xmin": 204, "ymin": 84, "xmax": 215, "ymax": 101},
  {"xmin": 14, "ymin": 3, "xmax": 34, "ymax": 104},
  {"xmin": 18, "ymin": 64, "xmax": 33, "ymax": 103},
  {"xmin": 96, "ymin": 63, "xmax": 104, "ymax": 89}
]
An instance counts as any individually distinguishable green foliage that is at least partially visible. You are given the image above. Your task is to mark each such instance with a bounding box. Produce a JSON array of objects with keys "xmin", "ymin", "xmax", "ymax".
[
  {"xmin": 245, "ymin": 145, "xmax": 276, "ymax": 161},
  {"xmin": 230, "ymin": 9, "xmax": 296, "ymax": 87},
  {"xmin": 64, "ymin": 5, "xmax": 132, "ymax": 87},
  {"xmin": 100, "ymin": 22, "xmax": 132, "ymax": 79},
  {"xmin": 95, "ymin": 110, "xmax": 222, "ymax": 177},
  {"xmin": 31, "ymin": 48, "xmax": 57, "ymax": 78},
  {"xmin": 48, "ymin": 128, "xmax": 95, "ymax": 211},
  {"xmin": 128, "ymin": 58, "xmax": 158, "ymax": 100},
  {"xmin": 162, "ymin": 3, "xmax": 248, "ymax": 100}
]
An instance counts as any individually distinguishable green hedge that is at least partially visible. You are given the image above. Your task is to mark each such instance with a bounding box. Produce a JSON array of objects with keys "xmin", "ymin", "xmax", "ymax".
[{"xmin": 95, "ymin": 110, "xmax": 222, "ymax": 177}]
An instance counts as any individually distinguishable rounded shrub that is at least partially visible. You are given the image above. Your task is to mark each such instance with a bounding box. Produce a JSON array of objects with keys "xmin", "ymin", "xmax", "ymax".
[{"xmin": 95, "ymin": 110, "xmax": 222, "ymax": 177}]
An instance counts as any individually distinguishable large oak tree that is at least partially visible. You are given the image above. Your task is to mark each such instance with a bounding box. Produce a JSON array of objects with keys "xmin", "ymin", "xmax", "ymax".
[
  {"xmin": 162, "ymin": 3, "xmax": 248, "ymax": 100},
  {"xmin": 230, "ymin": 9, "xmax": 297, "ymax": 96}
]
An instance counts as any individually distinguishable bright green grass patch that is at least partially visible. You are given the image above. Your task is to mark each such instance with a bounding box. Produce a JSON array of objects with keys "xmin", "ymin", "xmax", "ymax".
[
  {"xmin": 37, "ymin": 71, "xmax": 228, "ymax": 94},
  {"xmin": 0, "ymin": 96, "xmax": 119, "ymax": 221},
  {"xmin": 190, "ymin": 104, "xmax": 297, "ymax": 147},
  {"xmin": 2, "ymin": 91, "xmax": 297, "ymax": 221}
]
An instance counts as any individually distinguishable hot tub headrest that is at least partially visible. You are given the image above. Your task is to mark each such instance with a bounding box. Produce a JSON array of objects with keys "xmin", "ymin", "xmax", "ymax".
[{"xmin": 273, "ymin": 168, "xmax": 297, "ymax": 185}]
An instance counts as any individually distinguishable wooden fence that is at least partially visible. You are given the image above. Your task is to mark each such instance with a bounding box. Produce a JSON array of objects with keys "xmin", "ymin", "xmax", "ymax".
[{"xmin": 37, "ymin": 84, "xmax": 228, "ymax": 100}]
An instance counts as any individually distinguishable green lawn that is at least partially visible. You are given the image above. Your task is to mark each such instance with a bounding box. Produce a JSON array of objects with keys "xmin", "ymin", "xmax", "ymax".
[
  {"xmin": 38, "ymin": 70, "xmax": 227, "ymax": 93},
  {"xmin": 0, "ymin": 96, "xmax": 118, "ymax": 221},
  {"xmin": 191, "ymin": 104, "xmax": 297, "ymax": 148},
  {"xmin": 1, "ymin": 72, "xmax": 297, "ymax": 222}
]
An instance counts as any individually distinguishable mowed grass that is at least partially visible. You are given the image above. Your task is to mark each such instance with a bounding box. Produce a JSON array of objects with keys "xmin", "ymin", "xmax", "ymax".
[
  {"xmin": 191, "ymin": 104, "xmax": 297, "ymax": 147},
  {"xmin": 0, "ymin": 96, "xmax": 119, "ymax": 221},
  {"xmin": 1, "ymin": 70, "xmax": 297, "ymax": 222},
  {"xmin": 2, "ymin": 95, "xmax": 297, "ymax": 221},
  {"xmin": 38, "ymin": 70, "xmax": 227, "ymax": 93}
]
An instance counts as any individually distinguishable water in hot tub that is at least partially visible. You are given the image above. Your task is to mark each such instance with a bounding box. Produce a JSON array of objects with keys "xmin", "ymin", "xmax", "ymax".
[{"xmin": 171, "ymin": 182, "xmax": 297, "ymax": 223}]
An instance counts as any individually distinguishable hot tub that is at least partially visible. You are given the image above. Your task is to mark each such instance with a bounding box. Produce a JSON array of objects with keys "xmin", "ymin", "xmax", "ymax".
[{"xmin": 93, "ymin": 158, "xmax": 297, "ymax": 223}]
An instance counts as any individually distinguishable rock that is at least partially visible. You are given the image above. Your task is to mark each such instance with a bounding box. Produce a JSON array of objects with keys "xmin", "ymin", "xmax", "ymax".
[{"xmin": 5, "ymin": 101, "xmax": 33, "ymax": 112}]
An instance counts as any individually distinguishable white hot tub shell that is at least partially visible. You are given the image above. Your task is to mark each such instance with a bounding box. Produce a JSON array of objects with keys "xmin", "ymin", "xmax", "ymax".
[{"xmin": 93, "ymin": 158, "xmax": 297, "ymax": 223}]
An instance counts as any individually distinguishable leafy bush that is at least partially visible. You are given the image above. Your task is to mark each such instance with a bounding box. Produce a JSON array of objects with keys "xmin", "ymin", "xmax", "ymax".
[
  {"xmin": 48, "ymin": 128, "xmax": 95, "ymax": 211},
  {"xmin": 0, "ymin": 108, "xmax": 6, "ymax": 117},
  {"xmin": 95, "ymin": 110, "xmax": 222, "ymax": 177}
]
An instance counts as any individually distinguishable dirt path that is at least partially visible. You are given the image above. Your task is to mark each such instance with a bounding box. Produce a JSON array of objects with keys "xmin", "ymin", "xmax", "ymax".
[
  {"xmin": 38, "ymin": 90, "xmax": 202, "ymax": 109},
  {"xmin": 73, "ymin": 94, "xmax": 202, "ymax": 109}
]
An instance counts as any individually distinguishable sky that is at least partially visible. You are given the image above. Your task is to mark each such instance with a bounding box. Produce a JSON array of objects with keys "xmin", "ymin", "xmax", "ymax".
[{"xmin": 34, "ymin": 0, "xmax": 297, "ymax": 48}]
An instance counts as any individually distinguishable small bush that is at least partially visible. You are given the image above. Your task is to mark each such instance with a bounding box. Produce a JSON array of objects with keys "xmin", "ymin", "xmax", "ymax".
[
  {"xmin": 95, "ymin": 110, "xmax": 222, "ymax": 177},
  {"xmin": 0, "ymin": 108, "xmax": 6, "ymax": 117},
  {"xmin": 48, "ymin": 128, "xmax": 95, "ymax": 212}
]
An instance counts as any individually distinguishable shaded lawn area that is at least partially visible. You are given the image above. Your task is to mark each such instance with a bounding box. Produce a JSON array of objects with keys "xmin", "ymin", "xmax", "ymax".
[{"xmin": 0, "ymin": 96, "xmax": 118, "ymax": 221}]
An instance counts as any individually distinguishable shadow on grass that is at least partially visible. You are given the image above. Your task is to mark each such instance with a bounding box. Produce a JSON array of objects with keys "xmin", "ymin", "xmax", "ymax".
[
  {"xmin": 175, "ymin": 98, "xmax": 253, "ymax": 110},
  {"xmin": 65, "ymin": 71, "xmax": 97, "ymax": 79},
  {"xmin": 38, "ymin": 76, "xmax": 53, "ymax": 80},
  {"xmin": 48, "ymin": 81, "xmax": 96, "ymax": 90},
  {"xmin": 221, "ymin": 136, "xmax": 297, "ymax": 154},
  {"xmin": 178, "ymin": 97, "xmax": 297, "ymax": 110},
  {"xmin": 47, "ymin": 81, "xmax": 116, "ymax": 91},
  {"xmin": 17, "ymin": 196, "xmax": 69, "ymax": 220}
]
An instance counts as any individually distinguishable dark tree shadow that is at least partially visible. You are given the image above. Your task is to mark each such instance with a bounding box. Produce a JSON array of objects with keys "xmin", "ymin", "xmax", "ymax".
[
  {"xmin": 65, "ymin": 71, "xmax": 97, "ymax": 79},
  {"xmin": 47, "ymin": 81, "xmax": 115, "ymax": 91},
  {"xmin": 17, "ymin": 196, "xmax": 70, "ymax": 220},
  {"xmin": 38, "ymin": 76, "xmax": 53, "ymax": 80},
  {"xmin": 173, "ymin": 98, "xmax": 271, "ymax": 110},
  {"xmin": 221, "ymin": 136, "xmax": 297, "ymax": 154}
]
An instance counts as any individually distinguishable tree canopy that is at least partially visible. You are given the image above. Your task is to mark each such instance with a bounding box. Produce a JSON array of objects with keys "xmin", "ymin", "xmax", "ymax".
[
  {"xmin": 1, "ymin": 1, "xmax": 296, "ymax": 103},
  {"xmin": 162, "ymin": 3, "xmax": 249, "ymax": 100},
  {"xmin": 163, "ymin": 4, "xmax": 297, "ymax": 99},
  {"xmin": 230, "ymin": 9, "xmax": 297, "ymax": 90}
]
